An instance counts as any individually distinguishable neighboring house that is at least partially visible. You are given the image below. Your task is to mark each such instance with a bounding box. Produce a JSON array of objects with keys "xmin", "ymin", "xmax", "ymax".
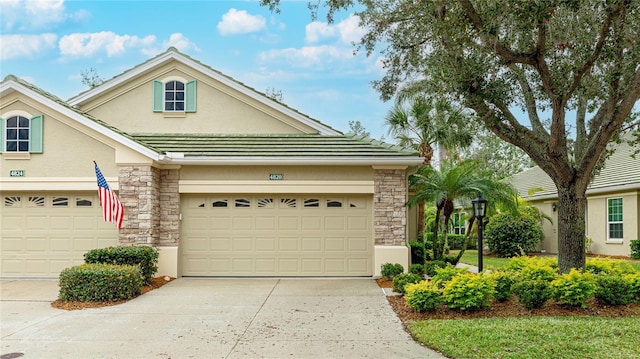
[
  {"xmin": 511, "ymin": 139, "xmax": 640, "ymax": 257},
  {"xmin": 0, "ymin": 47, "xmax": 423, "ymax": 278}
]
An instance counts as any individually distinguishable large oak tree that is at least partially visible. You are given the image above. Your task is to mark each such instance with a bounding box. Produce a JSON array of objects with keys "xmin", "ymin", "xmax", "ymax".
[{"xmin": 263, "ymin": 0, "xmax": 640, "ymax": 272}]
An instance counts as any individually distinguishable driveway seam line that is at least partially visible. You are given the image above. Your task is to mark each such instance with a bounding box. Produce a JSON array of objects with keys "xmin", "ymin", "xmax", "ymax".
[{"xmin": 224, "ymin": 278, "xmax": 280, "ymax": 359}]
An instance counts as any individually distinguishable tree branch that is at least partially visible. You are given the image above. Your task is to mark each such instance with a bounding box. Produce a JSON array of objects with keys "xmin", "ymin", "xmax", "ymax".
[{"xmin": 509, "ymin": 64, "xmax": 548, "ymax": 138}]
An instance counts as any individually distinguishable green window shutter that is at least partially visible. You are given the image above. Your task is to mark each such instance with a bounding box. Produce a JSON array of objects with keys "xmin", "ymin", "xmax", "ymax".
[
  {"xmin": 185, "ymin": 80, "xmax": 197, "ymax": 112},
  {"xmin": 29, "ymin": 115, "xmax": 44, "ymax": 153},
  {"xmin": 153, "ymin": 80, "xmax": 164, "ymax": 112},
  {"xmin": 0, "ymin": 117, "xmax": 4, "ymax": 153}
]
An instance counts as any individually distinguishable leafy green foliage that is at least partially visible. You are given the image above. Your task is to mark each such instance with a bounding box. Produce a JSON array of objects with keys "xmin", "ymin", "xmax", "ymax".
[
  {"xmin": 405, "ymin": 280, "xmax": 442, "ymax": 312},
  {"xmin": 392, "ymin": 273, "xmax": 423, "ymax": 294},
  {"xmin": 512, "ymin": 279, "xmax": 552, "ymax": 309},
  {"xmin": 380, "ymin": 263, "xmax": 404, "ymax": 279},
  {"xmin": 423, "ymin": 233, "xmax": 470, "ymax": 251},
  {"xmin": 58, "ymin": 263, "xmax": 143, "ymax": 302},
  {"xmin": 487, "ymin": 271, "xmax": 516, "ymax": 302},
  {"xmin": 584, "ymin": 258, "xmax": 636, "ymax": 275},
  {"xmin": 517, "ymin": 263, "xmax": 558, "ymax": 283},
  {"xmin": 595, "ymin": 275, "xmax": 635, "ymax": 306},
  {"xmin": 409, "ymin": 241, "xmax": 425, "ymax": 265},
  {"xmin": 442, "ymin": 273, "xmax": 495, "ymax": 311},
  {"xmin": 409, "ymin": 263, "xmax": 424, "ymax": 276},
  {"xmin": 624, "ymin": 273, "xmax": 640, "ymax": 303},
  {"xmin": 430, "ymin": 265, "xmax": 468, "ymax": 289},
  {"xmin": 631, "ymin": 239, "xmax": 640, "ymax": 259},
  {"xmin": 550, "ymin": 269, "xmax": 596, "ymax": 308},
  {"xmin": 84, "ymin": 246, "xmax": 158, "ymax": 284},
  {"xmin": 485, "ymin": 213, "xmax": 543, "ymax": 258},
  {"xmin": 507, "ymin": 256, "xmax": 558, "ymax": 271},
  {"xmin": 424, "ymin": 260, "xmax": 446, "ymax": 277}
]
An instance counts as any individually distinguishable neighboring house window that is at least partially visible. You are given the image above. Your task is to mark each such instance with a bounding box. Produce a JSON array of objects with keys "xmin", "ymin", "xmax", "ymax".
[
  {"xmin": 452, "ymin": 212, "xmax": 465, "ymax": 235},
  {"xmin": 607, "ymin": 197, "xmax": 623, "ymax": 240},
  {"xmin": 153, "ymin": 79, "xmax": 197, "ymax": 113},
  {"xmin": 0, "ymin": 114, "xmax": 43, "ymax": 154}
]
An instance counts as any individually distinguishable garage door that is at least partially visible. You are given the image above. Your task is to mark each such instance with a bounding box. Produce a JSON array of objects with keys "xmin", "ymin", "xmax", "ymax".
[
  {"xmin": 181, "ymin": 194, "xmax": 373, "ymax": 276},
  {"xmin": 1, "ymin": 193, "xmax": 119, "ymax": 278}
]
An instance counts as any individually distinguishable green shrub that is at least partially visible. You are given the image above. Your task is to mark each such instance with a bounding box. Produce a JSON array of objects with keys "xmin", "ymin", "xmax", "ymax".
[
  {"xmin": 550, "ymin": 269, "xmax": 596, "ymax": 308},
  {"xmin": 431, "ymin": 265, "xmax": 468, "ymax": 288},
  {"xmin": 507, "ymin": 256, "xmax": 558, "ymax": 271},
  {"xmin": 585, "ymin": 258, "xmax": 635, "ymax": 275},
  {"xmin": 442, "ymin": 273, "xmax": 495, "ymax": 311},
  {"xmin": 392, "ymin": 273, "xmax": 423, "ymax": 294},
  {"xmin": 424, "ymin": 233, "xmax": 469, "ymax": 250},
  {"xmin": 518, "ymin": 264, "xmax": 558, "ymax": 282},
  {"xmin": 424, "ymin": 260, "xmax": 446, "ymax": 277},
  {"xmin": 381, "ymin": 263, "xmax": 404, "ymax": 279},
  {"xmin": 512, "ymin": 279, "xmax": 552, "ymax": 309},
  {"xmin": 409, "ymin": 263, "xmax": 425, "ymax": 276},
  {"xmin": 485, "ymin": 213, "xmax": 543, "ymax": 257},
  {"xmin": 487, "ymin": 271, "xmax": 516, "ymax": 301},
  {"xmin": 409, "ymin": 241, "xmax": 425, "ymax": 264},
  {"xmin": 624, "ymin": 273, "xmax": 640, "ymax": 303},
  {"xmin": 631, "ymin": 239, "xmax": 640, "ymax": 259},
  {"xmin": 58, "ymin": 263, "xmax": 143, "ymax": 302},
  {"xmin": 405, "ymin": 280, "xmax": 442, "ymax": 312},
  {"xmin": 84, "ymin": 246, "xmax": 158, "ymax": 284},
  {"xmin": 595, "ymin": 274, "xmax": 635, "ymax": 306}
]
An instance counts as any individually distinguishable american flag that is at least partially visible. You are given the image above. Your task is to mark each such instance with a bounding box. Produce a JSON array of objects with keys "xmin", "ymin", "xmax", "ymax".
[{"xmin": 94, "ymin": 161, "xmax": 124, "ymax": 229}]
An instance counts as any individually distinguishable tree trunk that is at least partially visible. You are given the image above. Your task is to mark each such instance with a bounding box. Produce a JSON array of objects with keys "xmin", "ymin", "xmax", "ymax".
[
  {"xmin": 556, "ymin": 184, "xmax": 587, "ymax": 273},
  {"xmin": 431, "ymin": 207, "xmax": 443, "ymax": 261},
  {"xmin": 417, "ymin": 201, "xmax": 425, "ymax": 242}
]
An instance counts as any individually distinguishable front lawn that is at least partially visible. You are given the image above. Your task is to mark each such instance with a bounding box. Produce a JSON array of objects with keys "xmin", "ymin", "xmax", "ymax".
[{"xmin": 408, "ymin": 316, "xmax": 640, "ymax": 359}]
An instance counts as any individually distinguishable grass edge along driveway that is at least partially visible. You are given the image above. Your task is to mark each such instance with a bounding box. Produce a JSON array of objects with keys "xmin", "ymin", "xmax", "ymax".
[{"xmin": 408, "ymin": 316, "xmax": 640, "ymax": 359}]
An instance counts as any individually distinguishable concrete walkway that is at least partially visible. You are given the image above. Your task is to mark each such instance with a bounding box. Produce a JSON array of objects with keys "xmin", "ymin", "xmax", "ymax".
[{"xmin": 1, "ymin": 278, "xmax": 446, "ymax": 359}]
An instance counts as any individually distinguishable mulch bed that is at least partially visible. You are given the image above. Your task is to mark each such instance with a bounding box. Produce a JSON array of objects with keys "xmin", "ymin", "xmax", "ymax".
[
  {"xmin": 376, "ymin": 277, "xmax": 640, "ymax": 322},
  {"xmin": 51, "ymin": 276, "xmax": 175, "ymax": 311}
]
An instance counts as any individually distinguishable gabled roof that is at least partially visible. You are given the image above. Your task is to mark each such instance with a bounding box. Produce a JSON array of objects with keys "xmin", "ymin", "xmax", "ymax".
[
  {"xmin": 132, "ymin": 133, "xmax": 423, "ymax": 166},
  {"xmin": 67, "ymin": 47, "xmax": 341, "ymax": 136},
  {"xmin": 0, "ymin": 75, "xmax": 160, "ymax": 161},
  {"xmin": 512, "ymin": 139, "xmax": 640, "ymax": 200}
]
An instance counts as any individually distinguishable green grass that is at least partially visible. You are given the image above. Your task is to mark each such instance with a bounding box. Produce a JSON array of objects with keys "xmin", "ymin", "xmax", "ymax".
[
  {"xmin": 453, "ymin": 250, "xmax": 640, "ymax": 272},
  {"xmin": 408, "ymin": 316, "xmax": 640, "ymax": 359}
]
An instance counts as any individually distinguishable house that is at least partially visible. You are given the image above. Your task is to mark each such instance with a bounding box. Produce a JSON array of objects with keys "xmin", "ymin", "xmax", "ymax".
[
  {"xmin": 511, "ymin": 139, "xmax": 640, "ymax": 257},
  {"xmin": 0, "ymin": 47, "xmax": 423, "ymax": 278}
]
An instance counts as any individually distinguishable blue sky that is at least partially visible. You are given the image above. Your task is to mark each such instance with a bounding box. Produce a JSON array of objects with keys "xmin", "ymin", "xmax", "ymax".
[{"xmin": 0, "ymin": 0, "xmax": 391, "ymax": 139}]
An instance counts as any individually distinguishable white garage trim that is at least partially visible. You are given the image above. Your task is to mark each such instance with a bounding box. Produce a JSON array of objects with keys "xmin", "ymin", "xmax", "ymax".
[
  {"xmin": 179, "ymin": 180, "xmax": 374, "ymax": 194},
  {"xmin": 0, "ymin": 177, "xmax": 118, "ymax": 191}
]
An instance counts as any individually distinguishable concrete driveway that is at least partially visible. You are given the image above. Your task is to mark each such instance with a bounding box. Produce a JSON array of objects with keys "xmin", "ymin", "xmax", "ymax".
[{"xmin": 1, "ymin": 278, "xmax": 445, "ymax": 358}]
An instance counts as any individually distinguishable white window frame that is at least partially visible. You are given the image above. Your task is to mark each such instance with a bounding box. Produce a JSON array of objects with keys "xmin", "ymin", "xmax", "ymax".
[
  {"xmin": 606, "ymin": 197, "xmax": 623, "ymax": 242},
  {"xmin": 451, "ymin": 212, "xmax": 465, "ymax": 235}
]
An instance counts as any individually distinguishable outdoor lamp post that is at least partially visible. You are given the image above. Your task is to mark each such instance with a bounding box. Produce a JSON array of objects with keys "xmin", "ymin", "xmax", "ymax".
[{"xmin": 472, "ymin": 191, "xmax": 488, "ymax": 273}]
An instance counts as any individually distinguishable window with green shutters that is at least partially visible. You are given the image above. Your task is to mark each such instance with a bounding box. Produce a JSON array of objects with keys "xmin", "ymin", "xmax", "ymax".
[
  {"xmin": 607, "ymin": 197, "xmax": 623, "ymax": 240},
  {"xmin": 153, "ymin": 79, "xmax": 197, "ymax": 113},
  {"xmin": 452, "ymin": 212, "xmax": 465, "ymax": 235},
  {"xmin": 0, "ymin": 114, "xmax": 43, "ymax": 153}
]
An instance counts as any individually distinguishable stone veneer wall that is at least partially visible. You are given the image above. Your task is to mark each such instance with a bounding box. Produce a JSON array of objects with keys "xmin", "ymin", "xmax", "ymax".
[
  {"xmin": 159, "ymin": 169, "xmax": 180, "ymax": 246},
  {"xmin": 373, "ymin": 169, "xmax": 407, "ymax": 246},
  {"xmin": 119, "ymin": 165, "xmax": 161, "ymax": 245}
]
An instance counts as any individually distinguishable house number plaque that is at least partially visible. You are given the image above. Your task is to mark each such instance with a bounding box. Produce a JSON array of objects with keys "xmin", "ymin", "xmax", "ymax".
[
  {"xmin": 10, "ymin": 170, "xmax": 25, "ymax": 177},
  {"xmin": 268, "ymin": 174, "xmax": 283, "ymax": 180}
]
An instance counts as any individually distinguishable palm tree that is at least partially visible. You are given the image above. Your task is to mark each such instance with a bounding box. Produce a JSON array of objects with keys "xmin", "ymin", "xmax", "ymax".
[
  {"xmin": 409, "ymin": 159, "xmax": 517, "ymax": 262},
  {"xmin": 385, "ymin": 96, "xmax": 473, "ymax": 240}
]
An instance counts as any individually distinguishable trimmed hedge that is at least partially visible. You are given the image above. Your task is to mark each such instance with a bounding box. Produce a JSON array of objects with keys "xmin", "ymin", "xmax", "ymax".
[
  {"xmin": 59, "ymin": 263, "xmax": 143, "ymax": 302},
  {"xmin": 84, "ymin": 246, "xmax": 158, "ymax": 284},
  {"xmin": 631, "ymin": 239, "xmax": 640, "ymax": 259},
  {"xmin": 485, "ymin": 213, "xmax": 543, "ymax": 257}
]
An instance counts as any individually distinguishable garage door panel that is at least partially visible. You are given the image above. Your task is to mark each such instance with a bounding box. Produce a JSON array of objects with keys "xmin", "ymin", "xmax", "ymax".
[
  {"xmin": 1, "ymin": 193, "xmax": 119, "ymax": 278},
  {"xmin": 181, "ymin": 194, "xmax": 372, "ymax": 276}
]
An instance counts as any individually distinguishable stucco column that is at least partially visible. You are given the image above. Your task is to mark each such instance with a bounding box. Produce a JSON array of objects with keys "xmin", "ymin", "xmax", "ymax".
[{"xmin": 118, "ymin": 165, "xmax": 160, "ymax": 245}]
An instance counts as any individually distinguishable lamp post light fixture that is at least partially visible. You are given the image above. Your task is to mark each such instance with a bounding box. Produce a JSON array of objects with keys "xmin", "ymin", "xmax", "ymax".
[{"xmin": 472, "ymin": 191, "xmax": 488, "ymax": 273}]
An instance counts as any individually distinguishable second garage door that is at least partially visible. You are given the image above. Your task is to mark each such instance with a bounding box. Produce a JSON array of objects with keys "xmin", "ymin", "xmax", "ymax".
[{"xmin": 180, "ymin": 194, "xmax": 373, "ymax": 276}]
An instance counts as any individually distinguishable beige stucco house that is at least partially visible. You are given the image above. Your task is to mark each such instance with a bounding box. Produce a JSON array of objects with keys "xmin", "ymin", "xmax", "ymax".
[
  {"xmin": 0, "ymin": 48, "xmax": 423, "ymax": 278},
  {"xmin": 511, "ymin": 139, "xmax": 640, "ymax": 257}
]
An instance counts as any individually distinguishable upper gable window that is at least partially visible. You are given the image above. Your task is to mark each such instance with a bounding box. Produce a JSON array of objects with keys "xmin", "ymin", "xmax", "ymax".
[
  {"xmin": 0, "ymin": 112, "xmax": 44, "ymax": 155},
  {"xmin": 153, "ymin": 78, "xmax": 197, "ymax": 113}
]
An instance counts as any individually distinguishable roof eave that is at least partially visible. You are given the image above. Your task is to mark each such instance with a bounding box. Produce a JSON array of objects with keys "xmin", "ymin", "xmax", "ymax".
[{"xmin": 159, "ymin": 156, "xmax": 424, "ymax": 166}]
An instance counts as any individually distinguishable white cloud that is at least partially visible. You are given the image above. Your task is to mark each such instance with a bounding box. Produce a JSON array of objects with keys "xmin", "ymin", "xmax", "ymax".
[
  {"xmin": 0, "ymin": 33, "xmax": 57, "ymax": 60},
  {"xmin": 217, "ymin": 8, "xmax": 266, "ymax": 36},
  {"xmin": 141, "ymin": 33, "xmax": 200, "ymax": 57},
  {"xmin": 258, "ymin": 45, "xmax": 354, "ymax": 69},
  {"xmin": 1, "ymin": 0, "xmax": 88, "ymax": 31},
  {"xmin": 59, "ymin": 31, "xmax": 156, "ymax": 58},
  {"xmin": 304, "ymin": 15, "xmax": 365, "ymax": 45}
]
